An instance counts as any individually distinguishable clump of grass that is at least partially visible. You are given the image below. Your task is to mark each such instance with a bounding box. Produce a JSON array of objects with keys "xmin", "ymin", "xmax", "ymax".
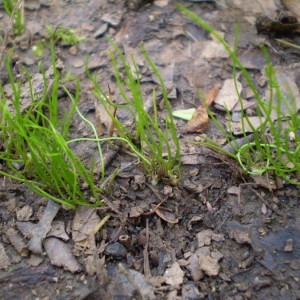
[
  {"xmin": 0, "ymin": 43, "xmax": 174, "ymax": 208},
  {"xmin": 178, "ymin": 4, "xmax": 300, "ymax": 185},
  {"xmin": 3, "ymin": 0, "xmax": 25, "ymax": 36},
  {"xmin": 88, "ymin": 41, "xmax": 181, "ymax": 185},
  {"xmin": 0, "ymin": 49, "xmax": 103, "ymax": 209},
  {"xmin": 33, "ymin": 25, "xmax": 84, "ymax": 57},
  {"xmin": 45, "ymin": 25, "xmax": 84, "ymax": 45}
]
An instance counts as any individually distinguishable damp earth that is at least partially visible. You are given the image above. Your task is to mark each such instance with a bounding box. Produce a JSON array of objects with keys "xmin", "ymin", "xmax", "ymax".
[{"xmin": 0, "ymin": 0, "xmax": 300, "ymax": 299}]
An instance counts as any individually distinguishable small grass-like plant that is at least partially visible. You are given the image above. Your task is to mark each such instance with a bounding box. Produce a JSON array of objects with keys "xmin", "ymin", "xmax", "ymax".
[
  {"xmin": 45, "ymin": 25, "xmax": 84, "ymax": 45},
  {"xmin": 3, "ymin": 0, "xmax": 25, "ymax": 36},
  {"xmin": 0, "ymin": 49, "xmax": 103, "ymax": 209},
  {"xmin": 0, "ymin": 44, "xmax": 173, "ymax": 208},
  {"xmin": 33, "ymin": 25, "xmax": 84, "ymax": 57},
  {"xmin": 88, "ymin": 41, "xmax": 181, "ymax": 185},
  {"xmin": 178, "ymin": 4, "xmax": 300, "ymax": 185}
]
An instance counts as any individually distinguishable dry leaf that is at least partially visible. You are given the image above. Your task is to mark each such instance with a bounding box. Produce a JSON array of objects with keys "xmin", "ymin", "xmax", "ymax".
[
  {"xmin": 153, "ymin": 205, "xmax": 179, "ymax": 224},
  {"xmin": 44, "ymin": 237, "xmax": 82, "ymax": 273},
  {"xmin": 72, "ymin": 207, "xmax": 101, "ymax": 249},
  {"xmin": 205, "ymin": 87, "xmax": 219, "ymax": 106},
  {"xmin": 183, "ymin": 88, "xmax": 219, "ymax": 133}
]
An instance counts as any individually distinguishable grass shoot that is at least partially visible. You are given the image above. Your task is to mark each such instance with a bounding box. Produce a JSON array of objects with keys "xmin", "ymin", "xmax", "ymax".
[
  {"xmin": 0, "ymin": 51, "xmax": 103, "ymax": 209},
  {"xmin": 3, "ymin": 0, "xmax": 25, "ymax": 36},
  {"xmin": 178, "ymin": 4, "xmax": 300, "ymax": 185},
  {"xmin": 32, "ymin": 25, "xmax": 84, "ymax": 57},
  {"xmin": 88, "ymin": 41, "xmax": 181, "ymax": 185}
]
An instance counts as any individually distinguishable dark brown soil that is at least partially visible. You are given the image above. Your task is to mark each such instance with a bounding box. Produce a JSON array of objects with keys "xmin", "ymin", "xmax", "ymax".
[{"xmin": 0, "ymin": 0, "xmax": 300, "ymax": 299}]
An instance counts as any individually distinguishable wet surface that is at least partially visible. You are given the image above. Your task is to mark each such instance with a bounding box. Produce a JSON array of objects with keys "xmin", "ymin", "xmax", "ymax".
[{"xmin": 0, "ymin": 0, "xmax": 300, "ymax": 299}]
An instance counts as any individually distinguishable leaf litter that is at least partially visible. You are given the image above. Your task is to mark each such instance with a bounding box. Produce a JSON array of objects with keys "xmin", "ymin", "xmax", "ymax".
[{"xmin": 1, "ymin": 0, "xmax": 300, "ymax": 299}]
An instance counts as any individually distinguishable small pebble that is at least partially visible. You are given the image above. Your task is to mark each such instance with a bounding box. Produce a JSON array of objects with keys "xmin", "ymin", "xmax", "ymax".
[
  {"xmin": 94, "ymin": 23, "xmax": 108, "ymax": 39},
  {"xmin": 105, "ymin": 242, "xmax": 127, "ymax": 259}
]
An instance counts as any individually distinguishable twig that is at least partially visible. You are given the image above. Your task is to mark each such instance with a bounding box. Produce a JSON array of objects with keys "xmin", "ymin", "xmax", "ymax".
[
  {"xmin": 142, "ymin": 195, "xmax": 169, "ymax": 216},
  {"xmin": 143, "ymin": 218, "xmax": 151, "ymax": 278}
]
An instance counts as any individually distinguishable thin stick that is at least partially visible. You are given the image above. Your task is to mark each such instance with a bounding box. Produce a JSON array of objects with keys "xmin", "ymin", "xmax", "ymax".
[{"xmin": 143, "ymin": 218, "xmax": 151, "ymax": 278}]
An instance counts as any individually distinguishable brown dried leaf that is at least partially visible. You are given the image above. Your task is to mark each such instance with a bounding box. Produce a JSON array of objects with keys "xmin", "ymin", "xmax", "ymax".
[
  {"xmin": 72, "ymin": 207, "xmax": 101, "ymax": 249},
  {"xmin": 183, "ymin": 88, "xmax": 219, "ymax": 133},
  {"xmin": 153, "ymin": 205, "xmax": 179, "ymax": 224},
  {"xmin": 183, "ymin": 105, "xmax": 209, "ymax": 133},
  {"xmin": 205, "ymin": 87, "xmax": 219, "ymax": 106}
]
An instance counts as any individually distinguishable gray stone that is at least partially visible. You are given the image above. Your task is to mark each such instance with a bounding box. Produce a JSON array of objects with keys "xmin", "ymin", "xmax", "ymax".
[
  {"xmin": 101, "ymin": 11, "xmax": 122, "ymax": 27},
  {"xmin": 94, "ymin": 23, "xmax": 108, "ymax": 39},
  {"xmin": 105, "ymin": 242, "xmax": 127, "ymax": 259}
]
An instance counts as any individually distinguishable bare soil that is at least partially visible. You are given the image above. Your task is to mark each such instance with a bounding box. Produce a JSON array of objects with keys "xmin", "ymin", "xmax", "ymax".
[{"xmin": 0, "ymin": 0, "xmax": 300, "ymax": 299}]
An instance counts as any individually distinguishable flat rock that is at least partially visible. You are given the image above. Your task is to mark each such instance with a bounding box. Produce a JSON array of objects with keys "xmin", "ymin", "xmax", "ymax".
[
  {"xmin": 201, "ymin": 40, "xmax": 229, "ymax": 59},
  {"xmin": 101, "ymin": 11, "xmax": 122, "ymax": 27},
  {"xmin": 94, "ymin": 23, "xmax": 108, "ymax": 38},
  {"xmin": 105, "ymin": 242, "xmax": 127, "ymax": 259},
  {"xmin": 228, "ymin": 116, "xmax": 266, "ymax": 134},
  {"xmin": 265, "ymin": 70, "xmax": 300, "ymax": 122},
  {"xmin": 230, "ymin": 0, "xmax": 278, "ymax": 18},
  {"xmin": 88, "ymin": 54, "xmax": 105, "ymax": 70},
  {"xmin": 214, "ymin": 79, "xmax": 242, "ymax": 112}
]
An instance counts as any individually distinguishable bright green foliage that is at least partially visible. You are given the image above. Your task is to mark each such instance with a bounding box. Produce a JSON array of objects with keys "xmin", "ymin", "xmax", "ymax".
[
  {"xmin": 32, "ymin": 25, "xmax": 84, "ymax": 57},
  {"xmin": 3, "ymin": 0, "xmax": 25, "ymax": 36},
  {"xmin": 0, "ymin": 51, "xmax": 102, "ymax": 208},
  {"xmin": 45, "ymin": 25, "xmax": 84, "ymax": 45},
  {"xmin": 178, "ymin": 4, "xmax": 300, "ymax": 185},
  {"xmin": 88, "ymin": 41, "xmax": 181, "ymax": 185}
]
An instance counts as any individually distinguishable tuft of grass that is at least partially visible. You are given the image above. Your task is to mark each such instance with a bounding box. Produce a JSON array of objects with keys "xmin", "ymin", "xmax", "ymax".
[
  {"xmin": 87, "ymin": 40, "xmax": 181, "ymax": 185},
  {"xmin": 0, "ymin": 49, "xmax": 103, "ymax": 209},
  {"xmin": 33, "ymin": 25, "xmax": 84, "ymax": 57},
  {"xmin": 3, "ymin": 0, "xmax": 25, "ymax": 36},
  {"xmin": 45, "ymin": 25, "xmax": 85, "ymax": 45},
  {"xmin": 178, "ymin": 4, "xmax": 300, "ymax": 185}
]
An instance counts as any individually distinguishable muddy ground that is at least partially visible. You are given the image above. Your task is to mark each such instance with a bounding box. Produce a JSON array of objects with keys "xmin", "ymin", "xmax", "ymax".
[{"xmin": 0, "ymin": 0, "xmax": 300, "ymax": 299}]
